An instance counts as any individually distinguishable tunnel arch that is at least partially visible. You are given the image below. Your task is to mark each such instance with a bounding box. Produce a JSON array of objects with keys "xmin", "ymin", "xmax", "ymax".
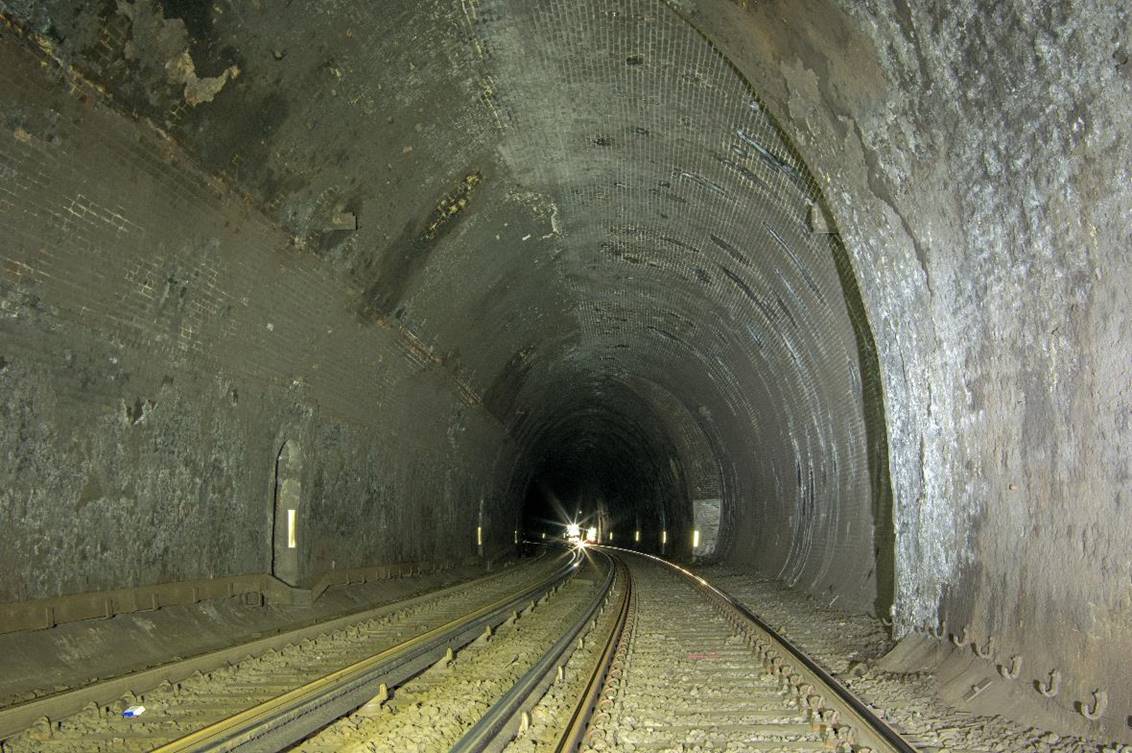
[
  {"xmin": 0, "ymin": 0, "xmax": 894, "ymax": 623},
  {"xmin": 454, "ymin": 0, "xmax": 893, "ymax": 613},
  {"xmin": 3, "ymin": 0, "xmax": 1128, "ymax": 741},
  {"xmin": 509, "ymin": 372, "xmax": 693, "ymax": 555}
]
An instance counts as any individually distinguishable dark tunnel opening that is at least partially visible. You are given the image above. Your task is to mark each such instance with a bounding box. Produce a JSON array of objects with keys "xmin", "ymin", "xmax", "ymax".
[{"xmin": 511, "ymin": 377, "xmax": 694, "ymax": 555}]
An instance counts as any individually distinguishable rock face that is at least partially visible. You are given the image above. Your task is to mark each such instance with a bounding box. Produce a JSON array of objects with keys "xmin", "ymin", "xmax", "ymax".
[
  {"xmin": 0, "ymin": 0, "xmax": 1129, "ymax": 741},
  {"xmin": 686, "ymin": 0, "xmax": 1131, "ymax": 738}
]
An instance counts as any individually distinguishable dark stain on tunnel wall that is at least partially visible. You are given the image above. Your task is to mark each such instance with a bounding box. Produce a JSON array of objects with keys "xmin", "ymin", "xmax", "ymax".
[
  {"xmin": 358, "ymin": 219, "xmax": 427, "ymax": 321},
  {"xmin": 483, "ymin": 347, "xmax": 533, "ymax": 422},
  {"xmin": 827, "ymin": 231, "xmax": 895, "ymax": 619},
  {"xmin": 157, "ymin": 0, "xmax": 210, "ymax": 44},
  {"xmin": 357, "ymin": 172, "xmax": 483, "ymax": 321},
  {"xmin": 178, "ymin": 89, "xmax": 290, "ymax": 189}
]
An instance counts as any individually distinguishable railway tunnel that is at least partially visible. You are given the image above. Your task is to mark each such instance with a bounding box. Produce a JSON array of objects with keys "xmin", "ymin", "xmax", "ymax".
[{"xmin": 0, "ymin": 0, "xmax": 1129, "ymax": 750}]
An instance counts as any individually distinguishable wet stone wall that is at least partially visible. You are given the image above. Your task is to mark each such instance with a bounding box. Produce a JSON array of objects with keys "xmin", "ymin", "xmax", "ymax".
[{"xmin": 688, "ymin": 0, "xmax": 1132, "ymax": 739}]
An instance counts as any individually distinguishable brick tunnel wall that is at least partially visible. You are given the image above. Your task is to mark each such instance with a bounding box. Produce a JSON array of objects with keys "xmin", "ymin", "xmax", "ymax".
[
  {"xmin": 1, "ymin": 0, "xmax": 882, "ymax": 612},
  {"xmin": 0, "ymin": 31, "xmax": 516, "ymax": 602}
]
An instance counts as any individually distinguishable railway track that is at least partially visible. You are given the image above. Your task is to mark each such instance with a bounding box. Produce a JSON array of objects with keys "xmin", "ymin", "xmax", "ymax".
[
  {"xmin": 1, "ymin": 546, "xmax": 919, "ymax": 753},
  {"xmin": 0, "ymin": 552, "xmax": 578, "ymax": 753},
  {"xmin": 576, "ymin": 548, "xmax": 917, "ymax": 753},
  {"xmin": 285, "ymin": 550, "xmax": 621, "ymax": 753}
]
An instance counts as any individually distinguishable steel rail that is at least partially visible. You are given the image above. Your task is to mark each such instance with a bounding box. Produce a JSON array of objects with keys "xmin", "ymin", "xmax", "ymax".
[
  {"xmin": 600, "ymin": 546, "xmax": 919, "ymax": 753},
  {"xmin": 148, "ymin": 550, "xmax": 583, "ymax": 753},
  {"xmin": 448, "ymin": 548, "xmax": 620, "ymax": 753},
  {"xmin": 549, "ymin": 553, "xmax": 633, "ymax": 753}
]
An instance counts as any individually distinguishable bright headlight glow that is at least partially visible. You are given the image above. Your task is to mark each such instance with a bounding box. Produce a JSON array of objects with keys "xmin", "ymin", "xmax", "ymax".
[
  {"xmin": 566, "ymin": 522, "xmax": 581, "ymax": 538},
  {"xmin": 587, "ymin": 526, "xmax": 597, "ymax": 542}
]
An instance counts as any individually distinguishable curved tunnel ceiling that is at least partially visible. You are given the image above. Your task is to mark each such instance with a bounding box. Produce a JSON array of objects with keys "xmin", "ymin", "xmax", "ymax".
[
  {"xmin": 278, "ymin": 0, "xmax": 886, "ymax": 608},
  {"xmin": 448, "ymin": 0, "xmax": 889, "ymax": 610},
  {"xmin": 5, "ymin": 0, "xmax": 890, "ymax": 612}
]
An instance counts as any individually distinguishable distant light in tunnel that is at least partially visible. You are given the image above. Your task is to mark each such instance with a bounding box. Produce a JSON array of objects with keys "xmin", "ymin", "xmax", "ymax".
[
  {"xmin": 661, "ymin": 529, "xmax": 667, "ymax": 545},
  {"xmin": 566, "ymin": 522, "xmax": 581, "ymax": 539},
  {"xmin": 692, "ymin": 529, "xmax": 701, "ymax": 548},
  {"xmin": 634, "ymin": 529, "xmax": 640, "ymax": 543},
  {"xmin": 541, "ymin": 532, "xmax": 546, "ymax": 540},
  {"xmin": 287, "ymin": 509, "xmax": 297, "ymax": 549},
  {"xmin": 587, "ymin": 526, "xmax": 597, "ymax": 542},
  {"xmin": 608, "ymin": 531, "xmax": 614, "ymax": 541},
  {"xmin": 513, "ymin": 529, "xmax": 518, "ymax": 544},
  {"xmin": 476, "ymin": 526, "xmax": 483, "ymax": 547}
]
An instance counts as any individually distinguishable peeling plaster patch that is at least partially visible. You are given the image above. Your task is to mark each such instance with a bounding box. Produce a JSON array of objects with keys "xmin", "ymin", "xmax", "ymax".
[
  {"xmin": 507, "ymin": 190, "xmax": 562, "ymax": 238},
  {"xmin": 424, "ymin": 172, "xmax": 482, "ymax": 240},
  {"xmin": 116, "ymin": 0, "xmax": 239, "ymax": 107},
  {"xmin": 181, "ymin": 61, "xmax": 240, "ymax": 106}
]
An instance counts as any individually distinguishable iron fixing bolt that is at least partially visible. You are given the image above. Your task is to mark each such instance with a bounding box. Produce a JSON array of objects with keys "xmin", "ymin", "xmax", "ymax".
[
  {"xmin": 1080, "ymin": 690, "xmax": 1108, "ymax": 721},
  {"xmin": 951, "ymin": 626, "xmax": 970, "ymax": 647},
  {"xmin": 1038, "ymin": 669, "xmax": 1062, "ymax": 698},
  {"xmin": 999, "ymin": 655, "xmax": 1023, "ymax": 680}
]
